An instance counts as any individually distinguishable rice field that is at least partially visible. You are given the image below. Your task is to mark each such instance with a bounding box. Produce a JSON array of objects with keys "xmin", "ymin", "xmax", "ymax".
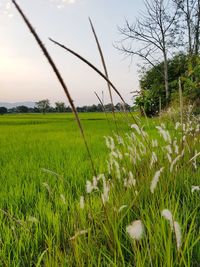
[{"xmin": 0, "ymin": 112, "xmax": 200, "ymax": 266}]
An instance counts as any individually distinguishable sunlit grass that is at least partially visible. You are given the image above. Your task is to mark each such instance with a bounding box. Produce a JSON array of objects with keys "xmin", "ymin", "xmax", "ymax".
[{"xmin": 0, "ymin": 112, "xmax": 199, "ymax": 266}]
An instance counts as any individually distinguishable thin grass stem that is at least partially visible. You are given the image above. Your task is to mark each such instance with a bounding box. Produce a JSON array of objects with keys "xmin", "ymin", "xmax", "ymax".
[{"xmin": 12, "ymin": 0, "xmax": 96, "ymax": 176}]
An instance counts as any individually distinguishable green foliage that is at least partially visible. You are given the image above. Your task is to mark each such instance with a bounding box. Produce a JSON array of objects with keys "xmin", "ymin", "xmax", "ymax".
[
  {"xmin": 0, "ymin": 107, "xmax": 7, "ymax": 115},
  {"xmin": 35, "ymin": 99, "xmax": 50, "ymax": 114},
  {"xmin": 16, "ymin": 105, "xmax": 29, "ymax": 113},
  {"xmin": 135, "ymin": 53, "xmax": 200, "ymax": 116},
  {"xmin": 55, "ymin": 102, "xmax": 66, "ymax": 113}
]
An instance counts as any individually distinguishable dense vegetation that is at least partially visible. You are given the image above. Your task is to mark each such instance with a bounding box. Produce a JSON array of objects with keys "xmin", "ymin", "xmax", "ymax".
[
  {"xmin": 0, "ymin": 102, "xmax": 130, "ymax": 115},
  {"xmin": 118, "ymin": 0, "xmax": 200, "ymax": 116},
  {"xmin": 135, "ymin": 54, "xmax": 200, "ymax": 116}
]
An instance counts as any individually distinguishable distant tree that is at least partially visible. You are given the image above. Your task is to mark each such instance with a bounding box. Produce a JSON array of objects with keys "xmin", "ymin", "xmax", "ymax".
[
  {"xmin": 66, "ymin": 106, "xmax": 72, "ymax": 112},
  {"xmin": 115, "ymin": 102, "xmax": 131, "ymax": 112},
  {"xmin": 105, "ymin": 103, "xmax": 114, "ymax": 112},
  {"xmin": 55, "ymin": 102, "xmax": 66, "ymax": 112},
  {"xmin": 35, "ymin": 99, "xmax": 50, "ymax": 114},
  {"xmin": 48, "ymin": 106, "xmax": 56, "ymax": 113},
  {"xmin": 118, "ymin": 0, "xmax": 181, "ymax": 101},
  {"xmin": 8, "ymin": 107, "xmax": 17, "ymax": 113},
  {"xmin": 33, "ymin": 107, "xmax": 39, "ymax": 113},
  {"xmin": 87, "ymin": 104, "xmax": 98, "ymax": 112},
  {"xmin": 174, "ymin": 0, "xmax": 200, "ymax": 56},
  {"xmin": 0, "ymin": 107, "xmax": 7, "ymax": 115},
  {"xmin": 96, "ymin": 104, "xmax": 103, "ymax": 112},
  {"xmin": 16, "ymin": 105, "xmax": 29, "ymax": 113}
]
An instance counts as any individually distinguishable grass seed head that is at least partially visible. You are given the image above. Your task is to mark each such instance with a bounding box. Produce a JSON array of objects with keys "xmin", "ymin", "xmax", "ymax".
[
  {"xmin": 80, "ymin": 196, "xmax": 85, "ymax": 209},
  {"xmin": 150, "ymin": 167, "xmax": 164, "ymax": 193},
  {"xmin": 174, "ymin": 221, "xmax": 182, "ymax": 250},
  {"xmin": 126, "ymin": 220, "xmax": 144, "ymax": 240},
  {"xmin": 161, "ymin": 209, "xmax": 173, "ymax": 228},
  {"xmin": 191, "ymin": 186, "xmax": 200, "ymax": 193}
]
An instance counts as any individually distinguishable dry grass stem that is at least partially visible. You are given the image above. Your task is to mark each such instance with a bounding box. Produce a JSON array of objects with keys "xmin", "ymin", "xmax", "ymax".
[{"xmin": 12, "ymin": 0, "xmax": 96, "ymax": 176}]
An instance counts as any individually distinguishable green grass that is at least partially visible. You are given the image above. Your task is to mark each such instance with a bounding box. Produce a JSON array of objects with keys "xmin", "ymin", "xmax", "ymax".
[{"xmin": 0, "ymin": 112, "xmax": 199, "ymax": 266}]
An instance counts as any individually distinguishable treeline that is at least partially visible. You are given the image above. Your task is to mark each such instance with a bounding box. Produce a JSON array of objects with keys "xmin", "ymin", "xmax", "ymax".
[
  {"xmin": 118, "ymin": 0, "xmax": 200, "ymax": 116},
  {"xmin": 0, "ymin": 100, "xmax": 131, "ymax": 115}
]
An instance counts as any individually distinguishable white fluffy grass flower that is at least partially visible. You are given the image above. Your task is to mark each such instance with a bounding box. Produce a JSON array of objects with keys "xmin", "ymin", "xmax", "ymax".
[
  {"xmin": 150, "ymin": 167, "xmax": 164, "ymax": 193},
  {"xmin": 104, "ymin": 136, "xmax": 115, "ymax": 150},
  {"xmin": 174, "ymin": 221, "xmax": 182, "ymax": 250},
  {"xmin": 156, "ymin": 126, "xmax": 171, "ymax": 143},
  {"xmin": 131, "ymin": 124, "xmax": 141, "ymax": 135},
  {"xmin": 191, "ymin": 186, "xmax": 200, "ymax": 193},
  {"xmin": 124, "ymin": 171, "xmax": 136, "ymax": 188},
  {"xmin": 86, "ymin": 176, "xmax": 98, "ymax": 193},
  {"xmin": 170, "ymin": 154, "xmax": 182, "ymax": 173},
  {"xmin": 161, "ymin": 209, "xmax": 173, "ymax": 228},
  {"xmin": 79, "ymin": 196, "xmax": 85, "ymax": 209},
  {"xmin": 161, "ymin": 209, "xmax": 182, "ymax": 250},
  {"xmin": 101, "ymin": 180, "xmax": 110, "ymax": 204},
  {"xmin": 126, "ymin": 220, "xmax": 144, "ymax": 240},
  {"xmin": 150, "ymin": 151, "xmax": 158, "ymax": 168},
  {"xmin": 86, "ymin": 180, "xmax": 93, "ymax": 193},
  {"xmin": 152, "ymin": 139, "xmax": 158, "ymax": 147}
]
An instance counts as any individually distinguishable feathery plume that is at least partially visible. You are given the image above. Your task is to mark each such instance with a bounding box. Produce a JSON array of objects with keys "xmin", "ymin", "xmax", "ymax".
[
  {"xmin": 170, "ymin": 154, "xmax": 182, "ymax": 173},
  {"xmin": 162, "ymin": 209, "xmax": 182, "ymax": 250},
  {"xmin": 80, "ymin": 196, "xmax": 85, "ymax": 209},
  {"xmin": 174, "ymin": 221, "xmax": 182, "ymax": 250},
  {"xmin": 191, "ymin": 186, "xmax": 200, "ymax": 193},
  {"xmin": 150, "ymin": 167, "xmax": 164, "ymax": 193},
  {"xmin": 126, "ymin": 220, "xmax": 144, "ymax": 240},
  {"xmin": 161, "ymin": 209, "xmax": 173, "ymax": 228},
  {"xmin": 150, "ymin": 152, "xmax": 158, "ymax": 168},
  {"xmin": 131, "ymin": 124, "xmax": 141, "ymax": 135},
  {"xmin": 124, "ymin": 171, "xmax": 136, "ymax": 188}
]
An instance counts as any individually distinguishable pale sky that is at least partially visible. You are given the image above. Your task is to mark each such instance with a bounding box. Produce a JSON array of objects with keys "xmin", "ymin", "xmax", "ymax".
[{"xmin": 0, "ymin": 0, "xmax": 144, "ymax": 106}]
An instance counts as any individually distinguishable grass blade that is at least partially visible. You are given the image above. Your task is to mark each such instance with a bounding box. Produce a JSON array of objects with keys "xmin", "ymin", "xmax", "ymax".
[
  {"xmin": 12, "ymin": 0, "xmax": 96, "ymax": 176},
  {"xmin": 49, "ymin": 38, "xmax": 126, "ymax": 105},
  {"xmin": 89, "ymin": 18, "xmax": 114, "ymax": 110}
]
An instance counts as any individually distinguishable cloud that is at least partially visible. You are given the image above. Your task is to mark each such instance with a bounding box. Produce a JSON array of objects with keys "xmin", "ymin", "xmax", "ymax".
[
  {"xmin": 61, "ymin": 0, "xmax": 76, "ymax": 4},
  {"xmin": 55, "ymin": 0, "xmax": 76, "ymax": 9}
]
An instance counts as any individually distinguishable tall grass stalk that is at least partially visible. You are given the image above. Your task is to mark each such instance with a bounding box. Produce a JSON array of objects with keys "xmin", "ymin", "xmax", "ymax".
[
  {"xmin": 49, "ymin": 38, "xmax": 151, "ymax": 147},
  {"xmin": 11, "ymin": 0, "xmax": 96, "ymax": 176},
  {"xmin": 89, "ymin": 18, "xmax": 120, "ymax": 132},
  {"xmin": 49, "ymin": 38, "xmax": 125, "ymax": 105},
  {"xmin": 94, "ymin": 91, "xmax": 112, "ymax": 130},
  {"xmin": 179, "ymin": 77, "xmax": 184, "ymax": 152},
  {"xmin": 89, "ymin": 18, "xmax": 114, "ymax": 113},
  {"xmin": 179, "ymin": 78, "xmax": 183, "ymax": 130}
]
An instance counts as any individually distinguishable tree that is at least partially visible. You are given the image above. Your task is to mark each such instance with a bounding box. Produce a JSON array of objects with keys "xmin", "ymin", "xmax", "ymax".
[
  {"xmin": 55, "ymin": 102, "xmax": 66, "ymax": 113},
  {"xmin": 136, "ymin": 53, "xmax": 189, "ymax": 116},
  {"xmin": 174, "ymin": 0, "xmax": 200, "ymax": 56},
  {"xmin": 115, "ymin": 103, "xmax": 131, "ymax": 111},
  {"xmin": 35, "ymin": 99, "xmax": 50, "ymax": 114},
  {"xmin": 0, "ymin": 107, "xmax": 7, "ymax": 115},
  {"xmin": 16, "ymin": 105, "xmax": 29, "ymax": 113},
  {"xmin": 66, "ymin": 106, "xmax": 72, "ymax": 112},
  {"xmin": 118, "ymin": 0, "xmax": 181, "ymax": 101}
]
